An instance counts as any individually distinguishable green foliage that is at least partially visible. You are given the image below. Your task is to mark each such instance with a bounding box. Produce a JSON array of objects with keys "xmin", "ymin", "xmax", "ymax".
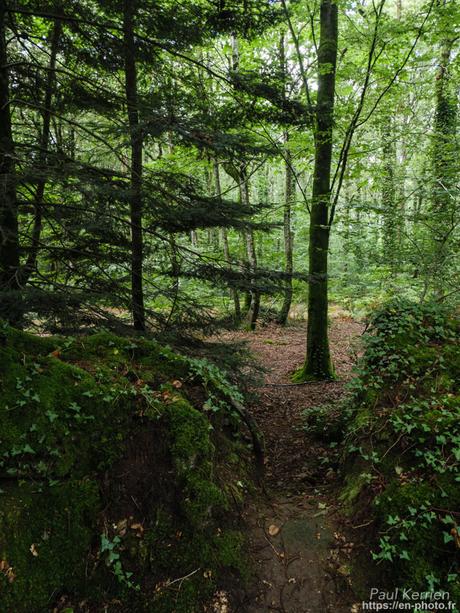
[
  {"xmin": 0, "ymin": 323, "xmax": 249, "ymax": 611},
  {"xmin": 301, "ymin": 403, "xmax": 344, "ymax": 442},
  {"xmin": 340, "ymin": 300, "xmax": 460, "ymax": 597}
]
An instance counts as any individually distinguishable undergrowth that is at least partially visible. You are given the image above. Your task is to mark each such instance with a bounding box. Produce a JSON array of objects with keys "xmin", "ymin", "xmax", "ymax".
[
  {"xmin": 335, "ymin": 300, "xmax": 460, "ymax": 606},
  {"xmin": 0, "ymin": 322, "xmax": 251, "ymax": 611}
]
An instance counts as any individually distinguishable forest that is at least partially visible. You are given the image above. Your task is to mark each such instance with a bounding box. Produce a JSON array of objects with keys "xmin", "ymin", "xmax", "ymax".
[{"xmin": 0, "ymin": 0, "xmax": 459, "ymax": 611}]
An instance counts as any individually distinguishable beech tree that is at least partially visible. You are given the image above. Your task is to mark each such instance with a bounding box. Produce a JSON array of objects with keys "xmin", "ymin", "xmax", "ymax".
[{"xmin": 298, "ymin": 0, "xmax": 338, "ymax": 380}]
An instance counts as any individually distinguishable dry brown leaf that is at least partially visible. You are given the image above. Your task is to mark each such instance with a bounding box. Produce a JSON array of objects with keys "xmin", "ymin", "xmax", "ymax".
[
  {"xmin": 30, "ymin": 543, "xmax": 39, "ymax": 557},
  {"xmin": 268, "ymin": 524, "xmax": 280, "ymax": 537},
  {"xmin": 450, "ymin": 528, "xmax": 460, "ymax": 548},
  {"xmin": 131, "ymin": 522, "xmax": 143, "ymax": 531},
  {"xmin": 6, "ymin": 567, "xmax": 15, "ymax": 583}
]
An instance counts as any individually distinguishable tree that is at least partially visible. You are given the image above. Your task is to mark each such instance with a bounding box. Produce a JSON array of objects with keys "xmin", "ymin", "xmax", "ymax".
[
  {"xmin": 295, "ymin": 0, "xmax": 338, "ymax": 380},
  {"xmin": 21, "ymin": 14, "xmax": 62, "ymax": 285},
  {"xmin": 277, "ymin": 32, "xmax": 295, "ymax": 326},
  {"xmin": 429, "ymin": 0, "xmax": 458, "ymax": 296},
  {"xmin": 0, "ymin": 0, "xmax": 20, "ymax": 317},
  {"xmin": 123, "ymin": 0, "xmax": 145, "ymax": 331}
]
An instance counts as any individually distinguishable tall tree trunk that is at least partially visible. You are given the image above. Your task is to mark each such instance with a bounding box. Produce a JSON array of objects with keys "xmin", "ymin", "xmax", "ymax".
[
  {"xmin": 240, "ymin": 168, "xmax": 260, "ymax": 330},
  {"xmin": 21, "ymin": 17, "xmax": 62, "ymax": 284},
  {"xmin": 123, "ymin": 0, "xmax": 145, "ymax": 331},
  {"xmin": 214, "ymin": 159, "xmax": 241, "ymax": 322},
  {"xmin": 380, "ymin": 114, "xmax": 397, "ymax": 273},
  {"xmin": 278, "ymin": 131, "xmax": 295, "ymax": 325},
  {"xmin": 341, "ymin": 180, "xmax": 352, "ymax": 274},
  {"xmin": 430, "ymin": 29, "xmax": 457, "ymax": 291},
  {"xmin": 0, "ymin": 1, "xmax": 20, "ymax": 314},
  {"xmin": 277, "ymin": 33, "xmax": 295, "ymax": 325},
  {"xmin": 230, "ymin": 33, "xmax": 255, "ymax": 324},
  {"xmin": 206, "ymin": 163, "xmax": 219, "ymax": 249},
  {"xmin": 296, "ymin": 0, "xmax": 338, "ymax": 381}
]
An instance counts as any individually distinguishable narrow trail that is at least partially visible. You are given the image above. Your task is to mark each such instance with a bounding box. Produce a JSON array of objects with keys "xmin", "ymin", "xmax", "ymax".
[{"xmin": 221, "ymin": 314, "xmax": 363, "ymax": 613}]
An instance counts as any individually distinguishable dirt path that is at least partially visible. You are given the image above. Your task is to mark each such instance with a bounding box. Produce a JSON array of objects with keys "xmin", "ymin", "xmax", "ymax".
[{"xmin": 220, "ymin": 315, "xmax": 363, "ymax": 613}]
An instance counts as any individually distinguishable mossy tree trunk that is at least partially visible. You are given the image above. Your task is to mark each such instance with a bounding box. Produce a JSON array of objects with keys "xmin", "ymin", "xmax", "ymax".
[
  {"xmin": 123, "ymin": 0, "xmax": 145, "ymax": 331},
  {"xmin": 0, "ymin": 1, "xmax": 20, "ymax": 304},
  {"xmin": 297, "ymin": 0, "xmax": 338, "ymax": 381},
  {"xmin": 430, "ymin": 14, "xmax": 457, "ymax": 296}
]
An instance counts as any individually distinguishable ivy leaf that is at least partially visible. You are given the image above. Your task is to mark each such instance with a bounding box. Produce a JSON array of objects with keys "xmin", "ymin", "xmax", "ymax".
[{"xmin": 45, "ymin": 410, "xmax": 58, "ymax": 422}]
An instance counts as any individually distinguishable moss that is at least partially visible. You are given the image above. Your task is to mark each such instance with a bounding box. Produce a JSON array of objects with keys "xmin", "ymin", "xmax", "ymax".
[
  {"xmin": 340, "ymin": 468, "xmax": 371, "ymax": 509},
  {"xmin": 0, "ymin": 323, "xmax": 248, "ymax": 611},
  {"xmin": 163, "ymin": 398, "xmax": 227, "ymax": 524},
  {"xmin": 139, "ymin": 523, "xmax": 246, "ymax": 613},
  {"xmin": 375, "ymin": 481, "xmax": 434, "ymax": 516},
  {"xmin": 0, "ymin": 480, "xmax": 99, "ymax": 612},
  {"xmin": 292, "ymin": 355, "xmax": 336, "ymax": 383},
  {"xmin": 0, "ymin": 348, "xmax": 132, "ymax": 480},
  {"xmin": 374, "ymin": 479, "xmax": 460, "ymax": 587},
  {"xmin": 117, "ymin": 397, "xmax": 247, "ymax": 612}
]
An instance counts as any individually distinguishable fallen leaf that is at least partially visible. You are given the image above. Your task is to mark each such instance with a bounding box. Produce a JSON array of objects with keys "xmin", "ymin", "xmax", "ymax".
[
  {"xmin": 6, "ymin": 567, "xmax": 16, "ymax": 583},
  {"xmin": 338, "ymin": 564, "xmax": 351, "ymax": 576},
  {"xmin": 131, "ymin": 523, "xmax": 144, "ymax": 533},
  {"xmin": 117, "ymin": 518, "xmax": 128, "ymax": 536},
  {"xmin": 30, "ymin": 543, "xmax": 39, "ymax": 557},
  {"xmin": 450, "ymin": 528, "xmax": 460, "ymax": 548},
  {"xmin": 172, "ymin": 380, "xmax": 183, "ymax": 389},
  {"xmin": 268, "ymin": 524, "xmax": 280, "ymax": 537}
]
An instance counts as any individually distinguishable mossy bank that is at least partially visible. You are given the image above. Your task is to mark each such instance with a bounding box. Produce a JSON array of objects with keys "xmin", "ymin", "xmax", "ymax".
[
  {"xmin": 0, "ymin": 323, "xmax": 250, "ymax": 611},
  {"xmin": 337, "ymin": 301, "xmax": 460, "ymax": 607}
]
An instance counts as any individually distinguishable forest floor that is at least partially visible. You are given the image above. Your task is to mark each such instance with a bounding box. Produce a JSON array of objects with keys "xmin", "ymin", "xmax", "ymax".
[{"xmin": 216, "ymin": 311, "xmax": 365, "ymax": 613}]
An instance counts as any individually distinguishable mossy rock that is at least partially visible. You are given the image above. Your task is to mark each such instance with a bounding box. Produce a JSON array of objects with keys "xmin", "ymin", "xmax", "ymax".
[{"xmin": 0, "ymin": 323, "xmax": 248, "ymax": 611}]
